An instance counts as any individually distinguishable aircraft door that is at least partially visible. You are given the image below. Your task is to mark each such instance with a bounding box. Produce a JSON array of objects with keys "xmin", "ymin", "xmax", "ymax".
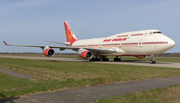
[
  {"xmin": 127, "ymin": 33, "xmax": 131, "ymax": 39},
  {"xmin": 86, "ymin": 42, "xmax": 88, "ymax": 47},
  {"xmin": 139, "ymin": 33, "xmax": 145, "ymax": 48},
  {"xmin": 139, "ymin": 39, "xmax": 143, "ymax": 48},
  {"xmin": 99, "ymin": 42, "xmax": 102, "ymax": 48}
]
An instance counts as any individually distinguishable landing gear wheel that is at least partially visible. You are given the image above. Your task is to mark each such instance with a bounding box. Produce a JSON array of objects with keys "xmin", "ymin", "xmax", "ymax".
[
  {"xmin": 152, "ymin": 60, "xmax": 156, "ymax": 63},
  {"xmin": 114, "ymin": 56, "xmax": 121, "ymax": 61},
  {"xmin": 102, "ymin": 58, "xmax": 109, "ymax": 61},
  {"xmin": 89, "ymin": 58, "xmax": 93, "ymax": 61},
  {"xmin": 118, "ymin": 58, "xmax": 121, "ymax": 61},
  {"xmin": 149, "ymin": 60, "xmax": 152, "ymax": 64},
  {"xmin": 89, "ymin": 58, "xmax": 100, "ymax": 61},
  {"xmin": 106, "ymin": 58, "xmax": 109, "ymax": 61},
  {"xmin": 149, "ymin": 60, "xmax": 156, "ymax": 64},
  {"xmin": 100, "ymin": 56, "xmax": 109, "ymax": 61},
  {"xmin": 149, "ymin": 55, "xmax": 156, "ymax": 64}
]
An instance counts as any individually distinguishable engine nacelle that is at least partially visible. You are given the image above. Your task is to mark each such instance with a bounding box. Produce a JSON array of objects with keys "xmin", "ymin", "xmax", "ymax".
[
  {"xmin": 44, "ymin": 48, "xmax": 55, "ymax": 57},
  {"xmin": 80, "ymin": 51, "xmax": 93, "ymax": 60},
  {"xmin": 136, "ymin": 56, "xmax": 148, "ymax": 59},
  {"xmin": 78, "ymin": 48, "xmax": 93, "ymax": 60}
]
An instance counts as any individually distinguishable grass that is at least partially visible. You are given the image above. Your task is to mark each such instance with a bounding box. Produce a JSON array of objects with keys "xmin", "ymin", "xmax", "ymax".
[
  {"xmin": 95, "ymin": 85, "xmax": 180, "ymax": 103},
  {"xmin": 0, "ymin": 53, "xmax": 80, "ymax": 58},
  {"xmin": 0, "ymin": 57, "xmax": 180, "ymax": 100}
]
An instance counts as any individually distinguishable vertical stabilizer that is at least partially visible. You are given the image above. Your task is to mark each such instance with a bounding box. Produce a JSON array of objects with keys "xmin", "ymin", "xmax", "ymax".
[{"xmin": 64, "ymin": 22, "xmax": 78, "ymax": 45}]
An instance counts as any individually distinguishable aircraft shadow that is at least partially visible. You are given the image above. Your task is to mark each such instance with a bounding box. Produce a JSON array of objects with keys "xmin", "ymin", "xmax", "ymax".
[
  {"xmin": 92, "ymin": 60, "xmax": 172, "ymax": 64},
  {"xmin": 48, "ymin": 58, "xmax": 172, "ymax": 64}
]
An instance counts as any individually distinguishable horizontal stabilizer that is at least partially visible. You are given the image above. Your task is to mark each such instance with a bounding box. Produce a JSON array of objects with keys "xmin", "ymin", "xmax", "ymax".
[{"xmin": 3, "ymin": 41, "xmax": 7, "ymax": 45}]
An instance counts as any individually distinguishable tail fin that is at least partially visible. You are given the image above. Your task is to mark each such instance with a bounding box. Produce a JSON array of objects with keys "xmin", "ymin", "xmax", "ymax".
[{"xmin": 64, "ymin": 22, "xmax": 78, "ymax": 45}]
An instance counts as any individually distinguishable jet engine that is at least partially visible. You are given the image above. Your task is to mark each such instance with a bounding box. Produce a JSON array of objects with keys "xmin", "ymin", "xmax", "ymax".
[
  {"xmin": 78, "ymin": 48, "xmax": 93, "ymax": 60},
  {"xmin": 136, "ymin": 56, "xmax": 148, "ymax": 59},
  {"xmin": 44, "ymin": 48, "xmax": 55, "ymax": 57}
]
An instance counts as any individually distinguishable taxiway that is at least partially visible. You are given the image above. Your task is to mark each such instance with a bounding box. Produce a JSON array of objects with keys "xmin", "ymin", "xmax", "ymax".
[{"xmin": 0, "ymin": 55, "xmax": 180, "ymax": 69}]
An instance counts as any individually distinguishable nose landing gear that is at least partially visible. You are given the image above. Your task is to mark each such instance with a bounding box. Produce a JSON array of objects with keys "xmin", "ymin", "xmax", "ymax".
[{"xmin": 149, "ymin": 55, "xmax": 156, "ymax": 64}]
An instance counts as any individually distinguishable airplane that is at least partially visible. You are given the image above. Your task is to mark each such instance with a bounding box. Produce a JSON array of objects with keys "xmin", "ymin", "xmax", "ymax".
[{"xmin": 3, "ymin": 21, "xmax": 175, "ymax": 64}]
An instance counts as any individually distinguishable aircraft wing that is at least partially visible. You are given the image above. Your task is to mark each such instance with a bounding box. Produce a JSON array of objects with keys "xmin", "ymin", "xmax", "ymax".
[
  {"xmin": 45, "ymin": 40, "xmax": 67, "ymax": 45},
  {"xmin": 3, "ymin": 41, "xmax": 79, "ymax": 49},
  {"xmin": 83, "ymin": 48, "xmax": 117, "ymax": 53},
  {"xmin": 3, "ymin": 41, "xmax": 118, "ymax": 53}
]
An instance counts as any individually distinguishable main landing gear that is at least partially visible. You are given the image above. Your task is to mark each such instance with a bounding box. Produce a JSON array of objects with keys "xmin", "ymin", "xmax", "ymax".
[
  {"xmin": 149, "ymin": 55, "xmax": 156, "ymax": 64},
  {"xmin": 89, "ymin": 58, "xmax": 100, "ymax": 61},
  {"xmin": 102, "ymin": 57, "xmax": 109, "ymax": 61},
  {"xmin": 89, "ymin": 56, "xmax": 121, "ymax": 62},
  {"xmin": 114, "ymin": 56, "xmax": 121, "ymax": 61},
  {"xmin": 89, "ymin": 56, "xmax": 109, "ymax": 61}
]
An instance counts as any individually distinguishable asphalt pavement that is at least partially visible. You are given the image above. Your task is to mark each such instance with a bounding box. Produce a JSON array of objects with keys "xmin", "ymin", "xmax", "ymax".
[
  {"xmin": 0, "ymin": 68, "xmax": 33, "ymax": 78},
  {"xmin": 1, "ymin": 76, "xmax": 180, "ymax": 103},
  {"xmin": 1, "ymin": 55, "xmax": 180, "ymax": 69}
]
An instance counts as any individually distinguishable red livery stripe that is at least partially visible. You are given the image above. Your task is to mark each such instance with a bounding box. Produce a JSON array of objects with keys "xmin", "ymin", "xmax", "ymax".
[
  {"xmin": 131, "ymin": 34, "xmax": 143, "ymax": 36},
  {"xmin": 102, "ymin": 43, "xmax": 119, "ymax": 46},
  {"xmin": 122, "ymin": 43, "xmax": 138, "ymax": 45},
  {"xmin": 143, "ymin": 41, "xmax": 168, "ymax": 44},
  {"xmin": 117, "ymin": 35, "xmax": 128, "ymax": 37}
]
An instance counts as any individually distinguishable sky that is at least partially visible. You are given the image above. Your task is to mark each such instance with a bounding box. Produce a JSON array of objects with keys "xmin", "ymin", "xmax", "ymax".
[{"xmin": 0, "ymin": 0, "xmax": 180, "ymax": 53}]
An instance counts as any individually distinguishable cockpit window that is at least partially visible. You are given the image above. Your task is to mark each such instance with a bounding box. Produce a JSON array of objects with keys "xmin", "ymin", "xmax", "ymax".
[{"xmin": 153, "ymin": 31, "xmax": 161, "ymax": 34}]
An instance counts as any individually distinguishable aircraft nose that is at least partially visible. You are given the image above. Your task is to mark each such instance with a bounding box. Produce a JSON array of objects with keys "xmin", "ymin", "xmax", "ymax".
[{"xmin": 168, "ymin": 39, "xmax": 175, "ymax": 48}]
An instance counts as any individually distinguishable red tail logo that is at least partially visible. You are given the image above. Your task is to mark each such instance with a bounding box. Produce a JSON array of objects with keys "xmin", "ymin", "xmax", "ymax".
[{"xmin": 64, "ymin": 22, "xmax": 78, "ymax": 45}]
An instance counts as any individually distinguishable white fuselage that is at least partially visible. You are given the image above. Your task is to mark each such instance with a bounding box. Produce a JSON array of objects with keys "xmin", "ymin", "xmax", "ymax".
[{"xmin": 71, "ymin": 29, "xmax": 175, "ymax": 56}]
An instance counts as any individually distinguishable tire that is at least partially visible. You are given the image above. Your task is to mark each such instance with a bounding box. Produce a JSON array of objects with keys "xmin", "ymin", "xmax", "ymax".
[
  {"xmin": 149, "ymin": 60, "xmax": 156, "ymax": 64},
  {"xmin": 149, "ymin": 60, "xmax": 153, "ymax": 64},
  {"xmin": 152, "ymin": 60, "xmax": 156, "ymax": 64},
  {"xmin": 106, "ymin": 58, "xmax": 109, "ymax": 61},
  {"xmin": 118, "ymin": 58, "xmax": 121, "ymax": 61},
  {"xmin": 114, "ymin": 58, "xmax": 118, "ymax": 61}
]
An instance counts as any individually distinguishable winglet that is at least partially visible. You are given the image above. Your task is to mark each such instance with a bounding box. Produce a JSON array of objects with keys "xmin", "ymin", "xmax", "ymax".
[{"xmin": 3, "ymin": 41, "xmax": 7, "ymax": 45}]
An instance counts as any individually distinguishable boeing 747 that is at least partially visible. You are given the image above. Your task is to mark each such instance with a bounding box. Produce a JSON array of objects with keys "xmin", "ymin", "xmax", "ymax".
[{"xmin": 3, "ymin": 22, "xmax": 175, "ymax": 64}]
